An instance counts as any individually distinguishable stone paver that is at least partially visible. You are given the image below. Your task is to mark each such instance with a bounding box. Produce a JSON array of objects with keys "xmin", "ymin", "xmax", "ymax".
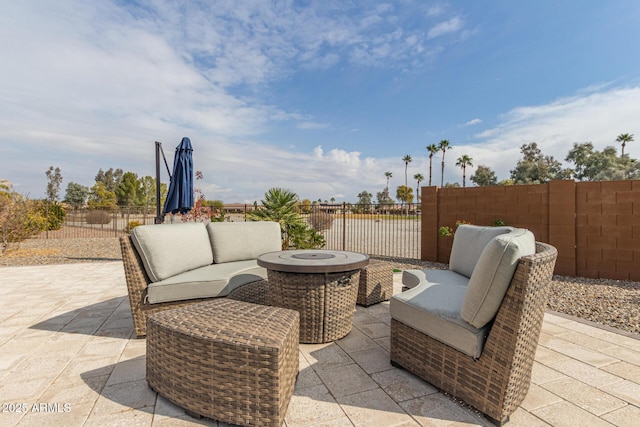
[{"xmin": 0, "ymin": 263, "xmax": 639, "ymax": 427}]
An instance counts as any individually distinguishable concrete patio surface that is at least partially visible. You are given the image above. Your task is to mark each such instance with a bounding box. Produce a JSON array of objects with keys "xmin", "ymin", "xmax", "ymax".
[{"xmin": 1, "ymin": 262, "xmax": 639, "ymax": 427}]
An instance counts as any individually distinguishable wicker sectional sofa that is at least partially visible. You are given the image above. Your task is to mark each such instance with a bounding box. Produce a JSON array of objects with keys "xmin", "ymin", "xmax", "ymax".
[{"xmin": 120, "ymin": 221, "xmax": 281, "ymax": 336}]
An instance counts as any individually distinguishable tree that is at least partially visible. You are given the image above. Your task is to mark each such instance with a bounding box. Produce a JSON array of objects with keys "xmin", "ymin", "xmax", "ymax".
[
  {"xmin": 137, "ymin": 176, "xmax": 165, "ymax": 214},
  {"xmin": 95, "ymin": 168, "xmax": 124, "ymax": 192},
  {"xmin": 396, "ymin": 185, "xmax": 414, "ymax": 204},
  {"xmin": 402, "ymin": 154, "xmax": 412, "ymax": 213},
  {"xmin": 87, "ymin": 182, "xmax": 117, "ymax": 208},
  {"xmin": 63, "ymin": 182, "xmax": 89, "ymax": 207},
  {"xmin": 45, "ymin": 166, "xmax": 63, "ymax": 202},
  {"xmin": 384, "ymin": 171, "xmax": 393, "ymax": 192},
  {"xmin": 115, "ymin": 172, "xmax": 140, "ymax": 206},
  {"xmin": 438, "ymin": 140, "xmax": 451, "ymax": 187},
  {"xmin": 470, "ymin": 165, "xmax": 497, "ymax": 187},
  {"xmin": 356, "ymin": 191, "xmax": 373, "ymax": 213},
  {"xmin": 402, "ymin": 154, "xmax": 412, "ymax": 191},
  {"xmin": 413, "ymin": 173, "xmax": 424, "ymax": 202},
  {"xmin": 510, "ymin": 142, "xmax": 566, "ymax": 184},
  {"xmin": 376, "ymin": 189, "xmax": 394, "ymax": 213},
  {"xmin": 616, "ymin": 133, "xmax": 634, "ymax": 157},
  {"xmin": 426, "ymin": 144, "xmax": 439, "ymax": 186},
  {"xmin": 565, "ymin": 142, "xmax": 639, "ymax": 181},
  {"xmin": 455, "ymin": 154, "xmax": 473, "ymax": 187}
]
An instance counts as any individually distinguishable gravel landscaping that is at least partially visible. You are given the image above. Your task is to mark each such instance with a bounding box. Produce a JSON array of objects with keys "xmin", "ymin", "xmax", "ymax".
[{"xmin": 2, "ymin": 237, "xmax": 639, "ymax": 335}]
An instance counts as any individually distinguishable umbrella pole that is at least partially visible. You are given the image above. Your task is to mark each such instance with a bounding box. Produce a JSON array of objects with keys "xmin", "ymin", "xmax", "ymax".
[
  {"xmin": 155, "ymin": 141, "xmax": 162, "ymax": 224},
  {"xmin": 154, "ymin": 141, "xmax": 174, "ymax": 224}
]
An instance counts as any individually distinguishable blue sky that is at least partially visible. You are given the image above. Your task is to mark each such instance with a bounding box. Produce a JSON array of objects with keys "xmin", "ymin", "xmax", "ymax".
[{"xmin": 1, "ymin": 1, "xmax": 639, "ymax": 203}]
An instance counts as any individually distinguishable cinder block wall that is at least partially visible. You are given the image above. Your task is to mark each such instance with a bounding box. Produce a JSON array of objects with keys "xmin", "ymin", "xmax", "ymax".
[{"xmin": 421, "ymin": 180, "xmax": 640, "ymax": 280}]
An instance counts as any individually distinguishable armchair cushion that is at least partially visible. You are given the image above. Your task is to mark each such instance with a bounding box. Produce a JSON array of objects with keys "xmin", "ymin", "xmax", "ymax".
[
  {"xmin": 402, "ymin": 269, "xmax": 470, "ymax": 289},
  {"xmin": 449, "ymin": 225, "xmax": 513, "ymax": 277},
  {"xmin": 131, "ymin": 223, "xmax": 214, "ymax": 282},
  {"xmin": 390, "ymin": 281, "xmax": 489, "ymax": 358},
  {"xmin": 462, "ymin": 228, "xmax": 536, "ymax": 328},
  {"xmin": 207, "ymin": 221, "xmax": 281, "ymax": 264}
]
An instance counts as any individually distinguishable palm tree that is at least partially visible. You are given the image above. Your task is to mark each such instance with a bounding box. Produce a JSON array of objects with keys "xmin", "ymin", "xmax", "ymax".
[
  {"xmin": 616, "ymin": 133, "xmax": 634, "ymax": 157},
  {"xmin": 247, "ymin": 187, "xmax": 306, "ymax": 249},
  {"xmin": 426, "ymin": 144, "xmax": 439, "ymax": 186},
  {"xmin": 456, "ymin": 154, "xmax": 473, "ymax": 187},
  {"xmin": 384, "ymin": 171, "xmax": 393, "ymax": 192},
  {"xmin": 402, "ymin": 155, "xmax": 412, "ymax": 191},
  {"xmin": 402, "ymin": 155, "xmax": 412, "ymax": 214},
  {"xmin": 413, "ymin": 173, "xmax": 424, "ymax": 202},
  {"xmin": 438, "ymin": 140, "xmax": 451, "ymax": 187}
]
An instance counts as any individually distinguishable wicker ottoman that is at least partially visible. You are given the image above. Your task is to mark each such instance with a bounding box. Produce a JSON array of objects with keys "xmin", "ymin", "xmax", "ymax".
[
  {"xmin": 357, "ymin": 261, "xmax": 393, "ymax": 306},
  {"xmin": 146, "ymin": 299, "xmax": 299, "ymax": 427}
]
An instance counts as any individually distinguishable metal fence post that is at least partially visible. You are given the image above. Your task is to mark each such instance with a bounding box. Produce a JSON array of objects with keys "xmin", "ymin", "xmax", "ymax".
[
  {"xmin": 342, "ymin": 202, "xmax": 346, "ymax": 251},
  {"xmin": 45, "ymin": 200, "xmax": 49, "ymax": 239}
]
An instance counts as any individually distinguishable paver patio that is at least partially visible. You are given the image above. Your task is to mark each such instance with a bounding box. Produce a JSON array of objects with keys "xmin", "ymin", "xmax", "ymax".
[{"xmin": 1, "ymin": 262, "xmax": 639, "ymax": 426}]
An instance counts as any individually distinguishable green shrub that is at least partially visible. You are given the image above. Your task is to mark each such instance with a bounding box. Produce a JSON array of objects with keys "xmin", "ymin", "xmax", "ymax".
[
  {"xmin": 1, "ymin": 193, "xmax": 45, "ymax": 252},
  {"xmin": 40, "ymin": 202, "xmax": 66, "ymax": 230},
  {"xmin": 85, "ymin": 210, "xmax": 112, "ymax": 225},
  {"xmin": 125, "ymin": 221, "xmax": 142, "ymax": 233}
]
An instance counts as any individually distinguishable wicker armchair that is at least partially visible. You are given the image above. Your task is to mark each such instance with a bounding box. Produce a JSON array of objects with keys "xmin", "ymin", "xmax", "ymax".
[
  {"xmin": 119, "ymin": 236, "xmax": 269, "ymax": 337},
  {"xmin": 390, "ymin": 242, "xmax": 557, "ymax": 425}
]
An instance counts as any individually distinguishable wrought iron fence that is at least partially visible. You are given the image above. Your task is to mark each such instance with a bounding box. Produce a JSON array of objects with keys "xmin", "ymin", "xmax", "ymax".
[
  {"xmin": 35, "ymin": 206, "xmax": 157, "ymax": 239},
  {"xmin": 39, "ymin": 203, "xmax": 422, "ymax": 259},
  {"xmin": 217, "ymin": 203, "xmax": 421, "ymax": 258}
]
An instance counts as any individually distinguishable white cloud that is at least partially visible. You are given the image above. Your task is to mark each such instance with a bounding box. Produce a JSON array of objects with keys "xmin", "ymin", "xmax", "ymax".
[
  {"xmin": 427, "ymin": 16, "xmax": 463, "ymax": 39},
  {"xmin": 463, "ymin": 118, "xmax": 482, "ymax": 126},
  {"xmin": 468, "ymin": 85, "xmax": 640, "ymax": 180}
]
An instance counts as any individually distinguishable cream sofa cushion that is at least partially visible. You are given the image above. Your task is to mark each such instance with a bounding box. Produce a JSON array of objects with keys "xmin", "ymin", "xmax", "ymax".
[
  {"xmin": 131, "ymin": 223, "xmax": 213, "ymax": 282},
  {"xmin": 402, "ymin": 269, "xmax": 470, "ymax": 289},
  {"xmin": 462, "ymin": 229, "xmax": 536, "ymax": 328},
  {"xmin": 147, "ymin": 260, "xmax": 266, "ymax": 304},
  {"xmin": 390, "ymin": 282, "xmax": 490, "ymax": 358},
  {"xmin": 206, "ymin": 221, "xmax": 281, "ymax": 263},
  {"xmin": 449, "ymin": 225, "xmax": 513, "ymax": 278}
]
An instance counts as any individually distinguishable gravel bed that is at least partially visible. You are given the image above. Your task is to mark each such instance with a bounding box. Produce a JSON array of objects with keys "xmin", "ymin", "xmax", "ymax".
[{"xmin": 2, "ymin": 238, "xmax": 639, "ymax": 336}]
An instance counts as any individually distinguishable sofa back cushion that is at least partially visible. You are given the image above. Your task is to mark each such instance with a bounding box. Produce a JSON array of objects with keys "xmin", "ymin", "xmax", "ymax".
[
  {"xmin": 449, "ymin": 225, "xmax": 514, "ymax": 277},
  {"xmin": 461, "ymin": 228, "xmax": 536, "ymax": 328},
  {"xmin": 130, "ymin": 223, "xmax": 214, "ymax": 282},
  {"xmin": 206, "ymin": 221, "xmax": 281, "ymax": 263}
]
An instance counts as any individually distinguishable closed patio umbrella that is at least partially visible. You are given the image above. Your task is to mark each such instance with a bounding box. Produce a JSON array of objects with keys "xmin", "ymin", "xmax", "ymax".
[{"xmin": 162, "ymin": 137, "xmax": 194, "ymax": 217}]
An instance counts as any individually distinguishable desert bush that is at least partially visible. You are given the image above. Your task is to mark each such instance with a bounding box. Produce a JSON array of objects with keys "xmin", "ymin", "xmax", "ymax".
[
  {"xmin": 1, "ymin": 192, "xmax": 45, "ymax": 253},
  {"xmin": 307, "ymin": 211, "xmax": 334, "ymax": 231},
  {"xmin": 40, "ymin": 202, "xmax": 66, "ymax": 230},
  {"xmin": 125, "ymin": 221, "xmax": 142, "ymax": 234},
  {"xmin": 85, "ymin": 210, "xmax": 112, "ymax": 225}
]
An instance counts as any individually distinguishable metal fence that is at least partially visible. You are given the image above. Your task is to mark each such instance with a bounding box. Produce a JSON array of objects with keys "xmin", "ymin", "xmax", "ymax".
[
  {"xmin": 35, "ymin": 206, "xmax": 157, "ymax": 240},
  {"xmin": 38, "ymin": 203, "xmax": 422, "ymax": 259}
]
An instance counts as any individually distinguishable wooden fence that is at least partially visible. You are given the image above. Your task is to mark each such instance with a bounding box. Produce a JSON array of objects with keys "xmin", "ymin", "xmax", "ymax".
[{"xmin": 421, "ymin": 179, "xmax": 640, "ymax": 280}]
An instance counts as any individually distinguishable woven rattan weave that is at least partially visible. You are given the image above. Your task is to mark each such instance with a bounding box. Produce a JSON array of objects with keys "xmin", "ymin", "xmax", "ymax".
[
  {"xmin": 268, "ymin": 269, "xmax": 360, "ymax": 343},
  {"xmin": 119, "ymin": 236, "xmax": 269, "ymax": 337},
  {"xmin": 356, "ymin": 261, "xmax": 393, "ymax": 306},
  {"xmin": 146, "ymin": 299, "xmax": 299, "ymax": 427},
  {"xmin": 390, "ymin": 242, "xmax": 557, "ymax": 425}
]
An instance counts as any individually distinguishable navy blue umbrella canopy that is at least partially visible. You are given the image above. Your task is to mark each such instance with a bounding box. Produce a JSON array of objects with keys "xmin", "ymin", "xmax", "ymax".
[{"xmin": 163, "ymin": 137, "xmax": 194, "ymax": 216}]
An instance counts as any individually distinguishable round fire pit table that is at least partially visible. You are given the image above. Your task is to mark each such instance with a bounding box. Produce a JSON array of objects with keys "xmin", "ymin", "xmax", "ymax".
[{"xmin": 258, "ymin": 250, "xmax": 369, "ymax": 343}]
